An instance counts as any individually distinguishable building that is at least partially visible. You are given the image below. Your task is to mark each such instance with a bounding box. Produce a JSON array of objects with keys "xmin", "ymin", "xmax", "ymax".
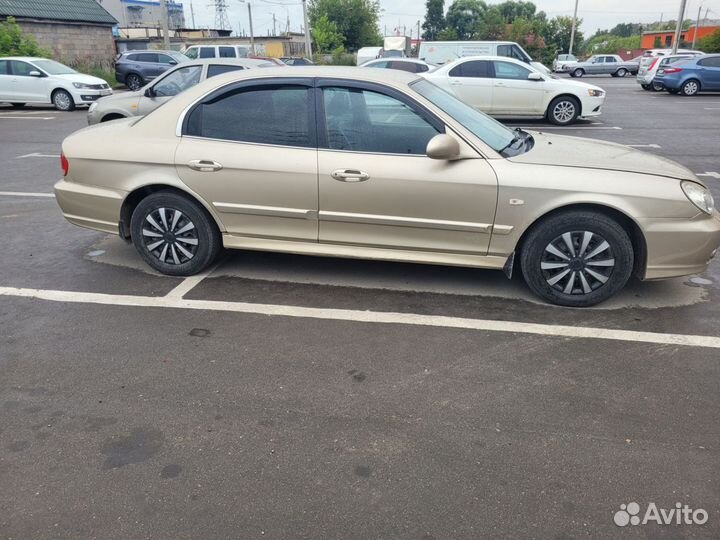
[
  {"xmin": 641, "ymin": 19, "xmax": 720, "ymax": 49},
  {"xmin": 96, "ymin": 0, "xmax": 185, "ymax": 29},
  {"xmin": 0, "ymin": 0, "xmax": 117, "ymax": 67}
]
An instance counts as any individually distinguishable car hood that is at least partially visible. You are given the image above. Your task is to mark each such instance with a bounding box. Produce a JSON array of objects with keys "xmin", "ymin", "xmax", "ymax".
[
  {"xmin": 510, "ymin": 132, "xmax": 698, "ymax": 182},
  {"xmin": 96, "ymin": 89, "xmax": 141, "ymax": 106},
  {"xmin": 54, "ymin": 73, "xmax": 109, "ymax": 86},
  {"xmin": 546, "ymin": 77, "xmax": 602, "ymax": 92}
]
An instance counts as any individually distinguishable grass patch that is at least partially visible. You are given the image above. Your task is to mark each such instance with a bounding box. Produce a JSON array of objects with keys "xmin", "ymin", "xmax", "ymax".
[{"xmin": 86, "ymin": 68, "xmax": 119, "ymax": 89}]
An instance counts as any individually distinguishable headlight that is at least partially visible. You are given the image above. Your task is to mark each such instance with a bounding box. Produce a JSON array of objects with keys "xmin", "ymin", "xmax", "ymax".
[
  {"xmin": 682, "ymin": 181, "xmax": 715, "ymax": 215},
  {"xmin": 588, "ymin": 89, "xmax": 605, "ymax": 97},
  {"xmin": 72, "ymin": 82, "xmax": 93, "ymax": 89}
]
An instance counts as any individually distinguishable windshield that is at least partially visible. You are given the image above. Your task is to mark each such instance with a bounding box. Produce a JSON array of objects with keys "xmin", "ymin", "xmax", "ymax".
[
  {"xmin": 411, "ymin": 78, "xmax": 515, "ymax": 153},
  {"xmin": 170, "ymin": 52, "xmax": 190, "ymax": 63},
  {"xmin": 31, "ymin": 59, "xmax": 76, "ymax": 75}
]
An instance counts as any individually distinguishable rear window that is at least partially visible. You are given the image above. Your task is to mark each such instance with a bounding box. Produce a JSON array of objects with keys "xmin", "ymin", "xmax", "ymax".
[
  {"xmin": 199, "ymin": 47, "xmax": 216, "ymax": 59},
  {"xmin": 207, "ymin": 64, "xmax": 244, "ymax": 77},
  {"xmin": 136, "ymin": 53, "xmax": 159, "ymax": 63}
]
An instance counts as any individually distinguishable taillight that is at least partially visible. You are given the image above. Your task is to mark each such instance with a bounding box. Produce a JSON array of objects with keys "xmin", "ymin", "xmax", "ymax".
[
  {"xmin": 61, "ymin": 153, "xmax": 69, "ymax": 176},
  {"xmin": 649, "ymin": 58, "xmax": 659, "ymax": 70},
  {"xmin": 663, "ymin": 67, "xmax": 683, "ymax": 74}
]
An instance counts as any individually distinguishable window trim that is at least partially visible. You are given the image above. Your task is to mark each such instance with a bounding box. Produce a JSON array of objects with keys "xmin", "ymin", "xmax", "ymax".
[
  {"xmin": 179, "ymin": 77, "xmax": 317, "ymax": 149},
  {"xmin": 492, "ymin": 60, "xmax": 531, "ymax": 80},
  {"xmin": 315, "ymin": 78, "xmax": 445, "ymax": 155}
]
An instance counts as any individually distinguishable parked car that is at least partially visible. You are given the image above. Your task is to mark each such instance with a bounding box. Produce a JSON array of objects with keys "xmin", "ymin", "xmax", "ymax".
[
  {"xmin": 0, "ymin": 57, "xmax": 111, "ymax": 110},
  {"xmin": 418, "ymin": 40, "xmax": 547, "ymax": 73},
  {"xmin": 638, "ymin": 48, "xmax": 704, "ymax": 74},
  {"xmin": 115, "ymin": 50, "xmax": 189, "ymax": 91},
  {"xmin": 636, "ymin": 54, "xmax": 697, "ymax": 91},
  {"xmin": 280, "ymin": 57, "xmax": 314, "ymax": 66},
  {"xmin": 568, "ymin": 54, "xmax": 638, "ymax": 77},
  {"xmin": 654, "ymin": 54, "xmax": 720, "ymax": 96},
  {"xmin": 248, "ymin": 56, "xmax": 286, "ymax": 66},
  {"xmin": 552, "ymin": 53, "xmax": 577, "ymax": 72},
  {"xmin": 55, "ymin": 67, "xmax": 719, "ymax": 306},
  {"xmin": 88, "ymin": 58, "xmax": 273, "ymax": 125},
  {"xmin": 356, "ymin": 46, "xmax": 383, "ymax": 65},
  {"xmin": 183, "ymin": 44, "xmax": 253, "ymax": 60},
  {"xmin": 423, "ymin": 56, "xmax": 606, "ymax": 125},
  {"xmin": 360, "ymin": 58, "xmax": 435, "ymax": 73}
]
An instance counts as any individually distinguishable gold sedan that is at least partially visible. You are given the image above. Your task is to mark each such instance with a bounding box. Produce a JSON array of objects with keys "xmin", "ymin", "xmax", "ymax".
[{"xmin": 55, "ymin": 67, "xmax": 720, "ymax": 306}]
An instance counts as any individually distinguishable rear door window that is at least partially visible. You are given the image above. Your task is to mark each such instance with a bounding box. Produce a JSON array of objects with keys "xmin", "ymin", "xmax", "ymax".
[
  {"xmin": 207, "ymin": 64, "xmax": 245, "ymax": 77},
  {"xmin": 219, "ymin": 46, "xmax": 236, "ymax": 58},
  {"xmin": 199, "ymin": 47, "xmax": 216, "ymax": 59},
  {"xmin": 449, "ymin": 60, "xmax": 492, "ymax": 78}
]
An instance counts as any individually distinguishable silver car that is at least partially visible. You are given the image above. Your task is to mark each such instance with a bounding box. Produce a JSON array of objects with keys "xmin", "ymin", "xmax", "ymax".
[{"xmin": 88, "ymin": 58, "xmax": 275, "ymax": 124}]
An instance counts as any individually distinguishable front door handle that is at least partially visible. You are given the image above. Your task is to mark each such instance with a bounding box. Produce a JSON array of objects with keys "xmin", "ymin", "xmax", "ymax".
[
  {"xmin": 331, "ymin": 169, "xmax": 370, "ymax": 182},
  {"xmin": 187, "ymin": 159, "xmax": 223, "ymax": 172}
]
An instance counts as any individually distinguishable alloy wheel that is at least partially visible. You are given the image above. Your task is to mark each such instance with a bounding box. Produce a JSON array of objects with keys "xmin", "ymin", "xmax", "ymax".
[
  {"xmin": 142, "ymin": 207, "xmax": 198, "ymax": 265},
  {"xmin": 553, "ymin": 101, "xmax": 576, "ymax": 124},
  {"xmin": 683, "ymin": 80, "xmax": 698, "ymax": 95},
  {"xmin": 541, "ymin": 231, "xmax": 615, "ymax": 295},
  {"xmin": 54, "ymin": 92, "xmax": 71, "ymax": 111},
  {"xmin": 127, "ymin": 74, "xmax": 142, "ymax": 91}
]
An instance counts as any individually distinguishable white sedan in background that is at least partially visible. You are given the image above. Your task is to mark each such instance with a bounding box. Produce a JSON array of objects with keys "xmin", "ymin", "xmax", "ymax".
[
  {"xmin": 360, "ymin": 58, "xmax": 436, "ymax": 73},
  {"xmin": 0, "ymin": 57, "xmax": 111, "ymax": 111},
  {"xmin": 423, "ymin": 56, "xmax": 606, "ymax": 125}
]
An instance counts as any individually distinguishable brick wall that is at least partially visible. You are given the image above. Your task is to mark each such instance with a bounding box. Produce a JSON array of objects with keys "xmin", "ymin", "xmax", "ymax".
[{"xmin": 17, "ymin": 20, "xmax": 116, "ymax": 69}]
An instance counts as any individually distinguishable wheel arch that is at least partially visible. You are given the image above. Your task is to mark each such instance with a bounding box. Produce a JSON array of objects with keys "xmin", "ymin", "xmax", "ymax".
[
  {"xmin": 119, "ymin": 184, "xmax": 225, "ymax": 240},
  {"xmin": 546, "ymin": 93, "xmax": 583, "ymax": 117},
  {"xmin": 513, "ymin": 202, "xmax": 647, "ymax": 280},
  {"xmin": 100, "ymin": 112, "xmax": 128, "ymax": 122}
]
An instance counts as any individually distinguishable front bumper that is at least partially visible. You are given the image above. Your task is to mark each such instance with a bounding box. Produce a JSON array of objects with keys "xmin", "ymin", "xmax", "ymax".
[
  {"xmin": 70, "ymin": 88, "xmax": 113, "ymax": 104},
  {"xmin": 579, "ymin": 95, "xmax": 605, "ymax": 118},
  {"xmin": 640, "ymin": 211, "xmax": 720, "ymax": 280}
]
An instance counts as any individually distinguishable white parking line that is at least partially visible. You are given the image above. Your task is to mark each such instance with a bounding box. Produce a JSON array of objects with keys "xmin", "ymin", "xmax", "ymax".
[
  {"xmin": 704, "ymin": 108, "xmax": 720, "ymax": 110},
  {"xmin": 164, "ymin": 261, "xmax": 222, "ymax": 300},
  {"xmin": 2, "ymin": 286, "xmax": 720, "ymax": 349},
  {"xmin": 697, "ymin": 172, "xmax": 720, "ymax": 179},
  {"xmin": 628, "ymin": 144, "xmax": 661, "ymax": 148},
  {"xmin": 0, "ymin": 116, "xmax": 55, "ymax": 120},
  {"xmin": 16, "ymin": 152, "xmax": 61, "ymax": 159},
  {"xmin": 517, "ymin": 126, "xmax": 623, "ymax": 130},
  {"xmin": 0, "ymin": 191, "xmax": 55, "ymax": 198}
]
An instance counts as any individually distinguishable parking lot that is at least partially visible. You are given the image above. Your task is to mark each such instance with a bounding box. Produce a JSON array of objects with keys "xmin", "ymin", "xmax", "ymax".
[{"xmin": 1, "ymin": 75, "xmax": 720, "ymax": 539}]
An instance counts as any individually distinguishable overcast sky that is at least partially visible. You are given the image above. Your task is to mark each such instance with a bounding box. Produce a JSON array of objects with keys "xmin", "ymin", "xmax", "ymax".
[{"xmin": 185, "ymin": 0, "xmax": 720, "ymax": 39}]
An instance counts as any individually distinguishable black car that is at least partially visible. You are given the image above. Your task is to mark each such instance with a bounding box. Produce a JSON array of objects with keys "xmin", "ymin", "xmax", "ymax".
[{"xmin": 114, "ymin": 50, "xmax": 189, "ymax": 91}]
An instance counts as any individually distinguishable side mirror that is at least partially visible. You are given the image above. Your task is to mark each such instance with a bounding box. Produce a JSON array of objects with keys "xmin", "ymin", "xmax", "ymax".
[
  {"xmin": 29, "ymin": 70, "xmax": 43, "ymax": 77},
  {"xmin": 168, "ymin": 60, "xmax": 177, "ymax": 65},
  {"xmin": 144, "ymin": 87, "xmax": 155, "ymax": 98},
  {"xmin": 426, "ymin": 133, "xmax": 460, "ymax": 160},
  {"xmin": 528, "ymin": 72, "xmax": 543, "ymax": 81}
]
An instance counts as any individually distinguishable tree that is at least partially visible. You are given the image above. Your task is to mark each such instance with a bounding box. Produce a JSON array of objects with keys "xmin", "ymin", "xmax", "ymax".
[
  {"xmin": 421, "ymin": 0, "xmax": 445, "ymax": 41},
  {"xmin": 698, "ymin": 29, "xmax": 720, "ymax": 53},
  {"xmin": 474, "ymin": 7, "xmax": 506, "ymax": 40},
  {"xmin": 311, "ymin": 14, "xmax": 344, "ymax": 53},
  {"xmin": 437, "ymin": 27, "xmax": 459, "ymax": 41},
  {"xmin": 445, "ymin": 0, "xmax": 487, "ymax": 40},
  {"xmin": 308, "ymin": 0, "xmax": 381, "ymax": 51},
  {"xmin": 546, "ymin": 15, "xmax": 583, "ymax": 55},
  {"xmin": 0, "ymin": 17, "xmax": 51, "ymax": 57},
  {"xmin": 608, "ymin": 22, "xmax": 643, "ymax": 38},
  {"xmin": 496, "ymin": 0, "xmax": 536, "ymax": 22}
]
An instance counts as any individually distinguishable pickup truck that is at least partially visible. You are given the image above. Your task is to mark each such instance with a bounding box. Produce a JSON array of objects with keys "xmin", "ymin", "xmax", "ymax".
[{"xmin": 568, "ymin": 54, "xmax": 639, "ymax": 78}]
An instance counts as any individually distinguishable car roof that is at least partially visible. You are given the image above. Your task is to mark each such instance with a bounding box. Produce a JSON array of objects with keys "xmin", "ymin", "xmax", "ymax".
[
  {"xmin": 122, "ymin": 50, "xmax": 180, "ymax": 54},
  {"xmin": 444, "ymin": 55, "xmax": 526, "ymax": 64},
  {"xmin": 364, "ymin": 58, "xmax": 428, "ymax": 64},
  {"xmin": 0, "ymin": 56, "xmax": 51, "ymax": 61}
]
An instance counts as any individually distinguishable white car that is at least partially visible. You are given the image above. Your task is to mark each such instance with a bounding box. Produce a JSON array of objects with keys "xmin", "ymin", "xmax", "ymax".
[
  {"xmin": 636, "ymin": 54, "xmax": 698, "ymax": 91},
  {"xmin": 360, "ymin": 58, "xmax": 436, "ymax": 73},
  {"xmin": 552, "ymin": 53, "xmax": 577, "ymax": 72},
  {"xmin": 423, "ymin": 56, "xmax": 605, "ymax": 125},
  {"xmin": 0, "ymin": 57, "xmax": 112, "ymax": 111}
]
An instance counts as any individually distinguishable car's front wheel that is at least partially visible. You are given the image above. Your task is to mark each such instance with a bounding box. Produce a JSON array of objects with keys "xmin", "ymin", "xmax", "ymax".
[
  {"xmin": 130, "ymin": 191, "xmax": 221, "ymax": 276},
  {"xmin": 520, "ymin": 211, "xmax": 634, "ymax": 307},
  {"xmin": 52, "ymin": 89, "xmax": 75, "ymax": 111},
  {"xmin": 125, "ymin": 73, "xmax": 144, "ymax": 91},
  {"xmin": 572, "ymin": 68, "xmax": 584, "ymax": 78},
  {"xmin": 547, "ymin": 96, "xmax": 580, "ymax": 126},
  {"xmin": 616, "ymin": 68, "xmax": 628, "ymax": 77},
  {"xmin": 680, "ymin": 79, "xmax": 700, "ymax": 96}
]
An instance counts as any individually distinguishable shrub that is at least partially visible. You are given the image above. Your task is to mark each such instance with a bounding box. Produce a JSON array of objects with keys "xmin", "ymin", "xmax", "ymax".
[{"xmin": 0, "ymin": 17, "xmax": 52, "ymax": 57}]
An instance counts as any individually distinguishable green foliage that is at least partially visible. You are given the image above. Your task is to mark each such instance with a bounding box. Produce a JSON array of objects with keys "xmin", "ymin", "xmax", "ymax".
[
  {"xmin": 422, "ymin": 0, "xmax": 445, "ymax": 41},
  {"xmin": 584, "ymin": 33, "xmax": 640, "ymax": 54},
  {"xmin": 0, "ymin": 17, "xmax": 52, "ymax": 57},
  {"xmin": 437, "ymin": 27, "xmax": 459, "ymax": 41},
  {"xmin": 311, "ymin": 14, "xmax": 344, "ymax": 53},
  {"xmin": 474, "ymin": 6, "xmax": 505, "ymax": 40},
  {"xmin": 495, "ymin": 0, "xmax": 537, "ymax": 22},
  {"xmin": 699, "ymin": 29, "xmax": 720, "ymax": 53},
  {"xmin": 546, "ymin": 15, "xmax": 583, "ymax": 55},
  {"xmin": 445, "ymin": 0, "xmax": 487, "ymax": 40},
  {"xmin": 607, "ymin": 22, "xmax": 643, "ymax": 38},
  {"xmin": 308, "ymin": 0, "xmax": 381, "ymax": 51}
]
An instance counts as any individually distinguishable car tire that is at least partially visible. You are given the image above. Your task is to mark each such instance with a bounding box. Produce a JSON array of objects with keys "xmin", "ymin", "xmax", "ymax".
[
  {"xmin": 547, "ymin": 96, "xmax": 580, "ymax": 126},
  {"xmin": 520, "ymin": 210, "xmax": 634, "ymax": 307},
  {"xmin": 651, "ymin": 81, "xmax": 664, "ymax": 92},
  {"xmin": 640, "ymin": 84, "xmax": 652, "ymax": 91},
  {"xmin": 130, "ymin": 191, "xmax": 221, "ymax": 276},
  {"xmin": 572, "ymin": 68, "xmax": 584, "ymax": 78},
  {"xmin": 680, "ymin": 79, "xmax": 700, "ymax": 96},
  {"xmin": 616, "ymin": 68, "xmax": 628, "ymax": 77},
  {"xmin": 125, "ymin": 73, "xmax": 144, "ymax": 91},
  {"xmin": 10, "ymin": 102, "xmax": 26, "ymax": 108},
  {"xmin": 52, "ymin": 89, "xmax": 75, "ymax": 111}
]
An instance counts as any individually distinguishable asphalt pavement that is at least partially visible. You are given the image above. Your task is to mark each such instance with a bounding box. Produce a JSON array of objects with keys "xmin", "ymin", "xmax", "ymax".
[{"xmin": 1, "ymin": 75, "xmax": 719, "ymax": 539}]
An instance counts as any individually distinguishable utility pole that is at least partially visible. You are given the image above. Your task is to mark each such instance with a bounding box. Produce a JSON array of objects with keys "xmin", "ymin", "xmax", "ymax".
[
  {"xmin": 568, "ymin": 0, "xmax": 579, "ymax": 55},
  {"xmin": 189, "ymin": 0, "xmax": 196, "ymax": 28},
  {"xmin": 671, "ymin": 0, "xmax": 688, "ymax": 53},
  {"xmin": 302, "ymin": 0, "xmax": 312, "ymax": 59},
  {"xmin": 272, "ymin": 13, "xmax": 277, "ymax": 36},
  {"xmin": 247, "ymin": 2, "xmax": 255, "ymax": 55},
  {"xmin": 691, "ymin": 4, "xmax": 702, "ymax": 50},
  {"xmin": 159, "ymin": 0, "xmax": 170, "ymax": 49}
]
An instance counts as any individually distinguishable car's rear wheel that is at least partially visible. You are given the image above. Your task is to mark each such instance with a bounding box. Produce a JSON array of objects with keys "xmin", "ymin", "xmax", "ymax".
[
  {"xmin": 547, "ymin": 96, "xmax": 580, "ymax": 126},
  {"xmin": 520, "ymin": 211, "xmax": 634, "ymax": 307},
  {"xmin": 125, "ymin": 73, "xmax": 144, "ymax": 91},
  {"xmin": 680, "ymin": 79, "xmax": 700, "ymax": 96},
  {"xmin": 616, "ymin": 68, "xmax": 628, "ymax": 77},
  {"xmin": 10, "ymin": 102, "xmax": 26, "ymax": 108},
  {"xmin": 651, "ymin": 81, "xmax": 664, "ymax": 91},
  {"xmin": 130, "ymin": 191, "xmax": 221, "ymax": 276},
  {"xmin": 52, "ymin": 89, "xmax": 75, "ymax": 111},
  {"xmin": 640, "ymin": 84, "xmax": 652, "ymax": 91},
  {"xmin": 572, "ymin": 68, "xmax": 584, "ymax": 78}
]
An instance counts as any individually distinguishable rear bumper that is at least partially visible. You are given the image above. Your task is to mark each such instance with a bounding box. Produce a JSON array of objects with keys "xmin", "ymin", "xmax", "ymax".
[
  {"xmin": 54, "ymin": 179, "xmax": 126, "ymax": 234},
  {"xmin": 640, "ymin": 211, "xmax": 720, "ymax": 280},
  {"xmin": 636, "ymin": 73, "xmax": 653, "ymax": 84},
  {"xmin": 655, "ymin": 76, "xmax": 682, "ymax": 90}
]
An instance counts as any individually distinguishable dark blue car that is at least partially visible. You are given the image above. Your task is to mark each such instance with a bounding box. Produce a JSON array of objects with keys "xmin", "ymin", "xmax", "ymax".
[{"xmin": 654, "ymin": 54, "xmax": 720, "ymax": 96}]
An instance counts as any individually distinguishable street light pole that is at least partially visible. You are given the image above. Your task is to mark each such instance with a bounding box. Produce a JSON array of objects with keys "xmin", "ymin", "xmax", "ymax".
[
  {"xmin": 691, "ymin": 4, "xmax": 702, "ymax": 50},
  {"xmin": 247, "ymin": 2, "xmax": 255, "ymax": 55},
  {"xmin": 568, "ymin": 0, "xmax": 579, "ymax": 55},
  {"xmin": 672, "ymin": 0, "xmax": 688, "ymax": 54},
  {"xmin": 159, "ymin": 0, "xmax": 170, "ymax": 49},
  {"xmin": 302, "ymin": 0, "xmax": 312, "ymax": 60}
]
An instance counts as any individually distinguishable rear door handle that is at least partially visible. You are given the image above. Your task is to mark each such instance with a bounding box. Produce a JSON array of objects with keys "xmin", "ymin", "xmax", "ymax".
[
  {"xmin": 187, "ymin": 159, "xmax": 223, "ymax": 172},
  {"xmin": 331, "ymin": 169, "xmax": 370, "ymax": 182}
]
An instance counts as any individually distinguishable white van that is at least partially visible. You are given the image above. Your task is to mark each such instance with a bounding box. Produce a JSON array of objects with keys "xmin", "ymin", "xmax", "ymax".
[
  {"xmin": 183, "ymin": 44, "xmax": 266, "ymax": 59},
  {"xmin": 356, "ymin": 46, "xmax": 382, "ymax": 66},
  {"xmin": 418, "ymin": 40, "xmax": 547, "ymax": 71}
]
